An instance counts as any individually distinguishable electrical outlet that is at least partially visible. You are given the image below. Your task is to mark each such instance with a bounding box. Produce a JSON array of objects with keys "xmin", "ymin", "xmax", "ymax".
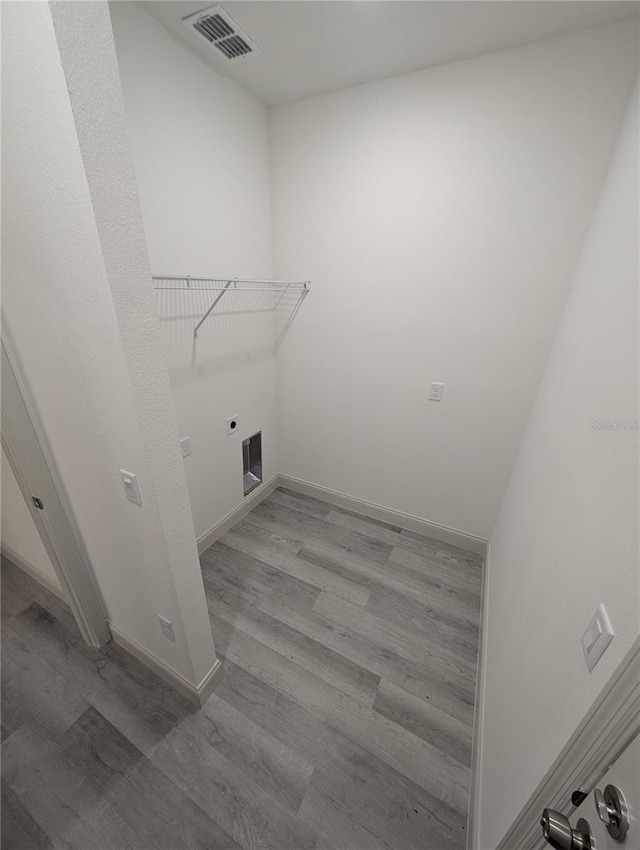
[
  {"xmin": 180, "ymin": 436, "xmax": 191, "ymax": 458},
  {"xmin": 429, "ymin": 382, "xmax": 444, "ymax": 402},
  {"xmin": 158, "ymin": 615, "xmax": 175, "ymax": 642},
  {"xmin": 226, "ymin": 415, "xmax": 239, "ymax": 435}
]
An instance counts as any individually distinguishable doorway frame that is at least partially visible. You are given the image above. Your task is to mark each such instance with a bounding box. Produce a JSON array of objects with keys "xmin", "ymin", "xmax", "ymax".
[{"xmin": 1, "ymin": 327, "xmax": 110, "ymax": 647}]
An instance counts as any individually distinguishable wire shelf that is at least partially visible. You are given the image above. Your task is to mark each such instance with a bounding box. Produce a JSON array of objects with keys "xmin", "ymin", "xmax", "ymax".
[{"xmin": 152, "ymin": 276, "xmax": 310, "ymax": 338}]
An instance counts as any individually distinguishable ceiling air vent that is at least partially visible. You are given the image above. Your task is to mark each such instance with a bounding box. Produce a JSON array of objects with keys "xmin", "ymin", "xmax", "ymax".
[{"xmin": 183, "ymin": 5, "xmax": 259, "ymax": 61}]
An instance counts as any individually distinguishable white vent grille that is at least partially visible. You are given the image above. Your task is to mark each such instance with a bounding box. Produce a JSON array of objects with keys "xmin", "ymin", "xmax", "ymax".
[{"xmin": 183, "ymin": 5, "xmax": 259, "ymax": 61}]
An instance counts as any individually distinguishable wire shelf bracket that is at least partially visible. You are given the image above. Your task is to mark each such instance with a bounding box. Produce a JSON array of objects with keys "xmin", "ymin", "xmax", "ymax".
[{"xmin": 152, "ymin": 276, "xmax": 310, "ymax": 338}]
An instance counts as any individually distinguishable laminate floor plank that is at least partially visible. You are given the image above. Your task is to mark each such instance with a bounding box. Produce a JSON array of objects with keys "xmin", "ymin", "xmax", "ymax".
[
  {"xmin": 268, "ymin": 487, "xmax": 333, "ymax": 519},
  {"xmin": 389, "ymin": 544, "xmax": 483, "ymax": 599},
  {"xmin": 215, "ymin": 661, "xmax": 467, "ymax": 850},
  {"xmin": 1, "ymin": 646, "xmax": 88, "ymax": 777},
  {"xmin": 208, "ymin": 568, "xmax": 475, "ymax": 725},
  {"xmin": 6, "ymin": 706, "xmax": 144, "ymax": 841},
  {"xmin": 246, "ymin": 501, "xmax": 394, "ymax": 567},
  {"xmin": 201, "ymin": 541, "xmax": 320, "ymax": 616},
  {"xmin": 373, "ymin": 679, "xmax": 474, "ymax": 767},
  {"xmin": 295, "ymin": 532, "xmax": 479, "ymax": 621},
  {"xmin": 366, "ymin": 578, "xmax": 480, "ymax": 644},
  {"xmin": 298, "ymin": 782, "xmax": 391, "ymax": 850},
  {"xmin": 103, "ymin": 757, "xmax": 242, "ymax": 850},
  {"xmin": 365, "ymin": 587, "xmax": 479, "ymax": 666},
  {"xmin": 151, "ymin": 713, "xmax": 318, "ymax": 850},
  {"xmin": 220, "ymin": 523, "xmax": 302, "ymax": 570},
  {"xmin": 160, "ymin": 691, "xmax": 315, "ymax": 813},
  {"xmin": 1, "ymin": 488, "xmax": 483, "ymax": 850},
  {"xmin": 0, "ymin": 556, "xmax": 63, "ymax": 625},
  {"xmin": 4, "ymin": 600, "xmax": 194, "ymax": 756},
  {"xmin": 206, "ymin": 585, "xmax": 381, "ymax": 706},
  {"xmin": 1, "ymin": 779, "xmax": 53, "ymax": 850},
  {"xmin": 214, "ymin": 658, "xmax": 376, "ymax": 780},
  {"xmin": 55, "ymin": 799, "xmax": 149, "ymax": 850},
  {"xmin": 270, "ymin": 551, "xmax": 371, "ymax": 606},
  {"xmin": 211, "ymin": 620, "xmax": 470, "ymax": 815},
  {"xmin": 214, "ymin": 523, "xmax": 371, "ymax": 605},
  {"xmin": 399, "ymin": 527, "xmax": 484, "ymax": 568},
  {"xmin": 215, "ymin": 658, "xmax": 470, "ymax": 824},
  {"xmin": 299, "ymin": 757, "xmax": 468, "ymax": 850},
  {"xmin": 325, "ymin": 508, "xmax": 483, "ymax": 573},
  {"xmin": 312, "ymin": 591, "xmax": 477, "ymax": 708}
]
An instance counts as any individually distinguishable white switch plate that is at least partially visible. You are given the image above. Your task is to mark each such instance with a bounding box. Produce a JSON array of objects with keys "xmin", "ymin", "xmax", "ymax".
[
  {"xmin": 158, "ymin": 614, "xmax": 175, "ymax": 642},
  {"xmin": 429, "ymin": 382, "xmax": 444, "ymax": 402},
  {"xmin": 581, "ymin": 603, "xmax": 614, "ymax": 672},
  {"xmin": 226, "ymin": 415, "xmax": 239, "ymax": 435},
  {"xmin": 120, "ymin": 469, "xmax": 142, "ymax": 507},
  {"xmin": 180, "ymin": 436, "xmax": 191, "ymax": 458}
]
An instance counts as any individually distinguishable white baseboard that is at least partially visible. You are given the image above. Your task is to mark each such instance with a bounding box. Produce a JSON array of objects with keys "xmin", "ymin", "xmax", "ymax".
[
  {"xmin": 108, "ymin": 621, "xmax": 223, "ymax": 708},
  {"xmin": 1, "ymin": 544, "xmax": 67, "ymax": 601},
  {"xmin": 196, "ymin": 474, "xmax": 279, "ymax": 555},
  {"xmin": 467, "ymin": 541, "xmax": 491, "ymax": 849},
  {"xmin": 278, "ymin": 475, "xmax": 487, "ymax": 555}
]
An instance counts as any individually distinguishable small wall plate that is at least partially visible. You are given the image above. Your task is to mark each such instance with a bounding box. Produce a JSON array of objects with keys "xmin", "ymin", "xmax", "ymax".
[
  {"xmin": 226, "ymin": 416, "xmax": 239, "ymax": 435},
  {"xmin": 581, "ymin": 603, "xmax": 614, "ymax": 672}
]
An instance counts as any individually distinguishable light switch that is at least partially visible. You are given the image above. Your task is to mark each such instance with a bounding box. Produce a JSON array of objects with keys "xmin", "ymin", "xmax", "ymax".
[
  {"xmin": 158, "ymin": 615, "xmax": 175, "ymax": 642},
  {"xmin": 180, "ymin": 436, "xmax": 191, "ymax": 458},
  {"xmin": 581, "ymin": 604, "xmax": 614, "ymax": 672},
  {"xmin": 120, "ymin": 469, "xmax": 142, "ymax": 507}
]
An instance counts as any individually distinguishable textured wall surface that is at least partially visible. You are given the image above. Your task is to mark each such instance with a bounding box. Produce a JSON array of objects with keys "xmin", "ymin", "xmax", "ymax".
[
  {"xmin": 110, "ymin": 1, "xmax": 277, "ymax": 542},
  {"xmin": 51, "ymin": 0, "xmax": 216, "ymax": 684},
  {"xmin": 2, "ymin": 0, "xmax": 215, "ymax": 685}
]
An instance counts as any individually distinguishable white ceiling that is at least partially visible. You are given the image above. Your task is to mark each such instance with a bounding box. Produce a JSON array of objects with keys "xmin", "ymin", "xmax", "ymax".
[{"xmin": 141, "ymin": 1, "xmax": 639, "ymax": 105}]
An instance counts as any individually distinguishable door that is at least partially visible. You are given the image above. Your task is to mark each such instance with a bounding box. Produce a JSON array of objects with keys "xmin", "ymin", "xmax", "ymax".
[
  {"xmin": 1, "ymin": 333, "xmax": 110, "ymax": 647},
  {"xmin": 540, "ymin": 733, "xmax": 639, "ymax": 849}
]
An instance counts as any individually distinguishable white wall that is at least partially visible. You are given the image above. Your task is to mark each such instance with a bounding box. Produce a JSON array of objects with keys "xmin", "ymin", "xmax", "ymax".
[
  {"xmin": 109, "ymin": 2, "xmax": 276, "ymax": 541},
  {"xmin": 1, "ymin": 448, "xmax": 62, "ymax": 593},
  {"xmin": 2, "ymin": 0, "xmax": 215, "ymax": 686},
  {"xmin": 270, "ymin": 22, "xmax": 639, "ymax": 540},
  {"xmin": 478, "ymin": 83, "xmax": 639, "ymax": 849}
]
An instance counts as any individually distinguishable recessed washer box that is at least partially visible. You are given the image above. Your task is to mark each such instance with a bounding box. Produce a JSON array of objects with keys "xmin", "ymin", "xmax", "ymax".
[{"xmin": 243, "ymin": 431, "xmax": 262, "ymax": 496}]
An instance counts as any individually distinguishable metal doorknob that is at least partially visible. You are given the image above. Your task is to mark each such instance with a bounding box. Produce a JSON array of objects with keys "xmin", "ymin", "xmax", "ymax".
[{"xmin": 540, "ymin": 809, "xmax": 592, "ymax": 850}]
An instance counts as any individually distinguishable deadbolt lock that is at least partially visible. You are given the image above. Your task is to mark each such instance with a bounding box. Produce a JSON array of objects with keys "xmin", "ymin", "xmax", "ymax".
[{"xmin": 594, "ymin": 785, "xmax": 629, "ymax": 842}]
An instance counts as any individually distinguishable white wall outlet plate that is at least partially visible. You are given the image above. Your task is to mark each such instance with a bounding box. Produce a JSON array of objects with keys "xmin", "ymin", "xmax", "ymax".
[
  {"xmin": 180, "ymin": 436, "xmax": 191, "ymax": 458},
  {"xmin": 429, "ymin": 381, "xmax": 445, "ymax": 402},
  {"xmin": 120, "ymin": 469, "xmax": 142, "ymax": 507},
  {"xmin": 158, "ymin": 614, "xmax": 175, "ymax": 642},
  {"xmin": 581, "ymin": 603, "xmax": 614, "ymax": 672},
  {"xmin": 226, "ymin": 415, "xmax": 239, "ymax": 435}
]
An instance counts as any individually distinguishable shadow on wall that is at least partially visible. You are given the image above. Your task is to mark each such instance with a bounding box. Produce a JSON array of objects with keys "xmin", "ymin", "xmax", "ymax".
[{"xmin": 154, "ymin": 284, "xmax": 308, "ymax": 386}]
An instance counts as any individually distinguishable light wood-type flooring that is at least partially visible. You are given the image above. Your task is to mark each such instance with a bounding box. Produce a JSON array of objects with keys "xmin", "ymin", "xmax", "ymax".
[{"xmin": 1, "ymin": 487, "xmax": 483, "ymax": 850}]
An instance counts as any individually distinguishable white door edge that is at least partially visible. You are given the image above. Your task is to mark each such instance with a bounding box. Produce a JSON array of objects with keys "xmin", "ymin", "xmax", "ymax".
[
  {"xmin": 487, "ymin": 634, "xmax": 640, "ymax": 850},
  {"xmin": 1, "ymin": 329, "xmax": 110, "ymax": 647}
]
